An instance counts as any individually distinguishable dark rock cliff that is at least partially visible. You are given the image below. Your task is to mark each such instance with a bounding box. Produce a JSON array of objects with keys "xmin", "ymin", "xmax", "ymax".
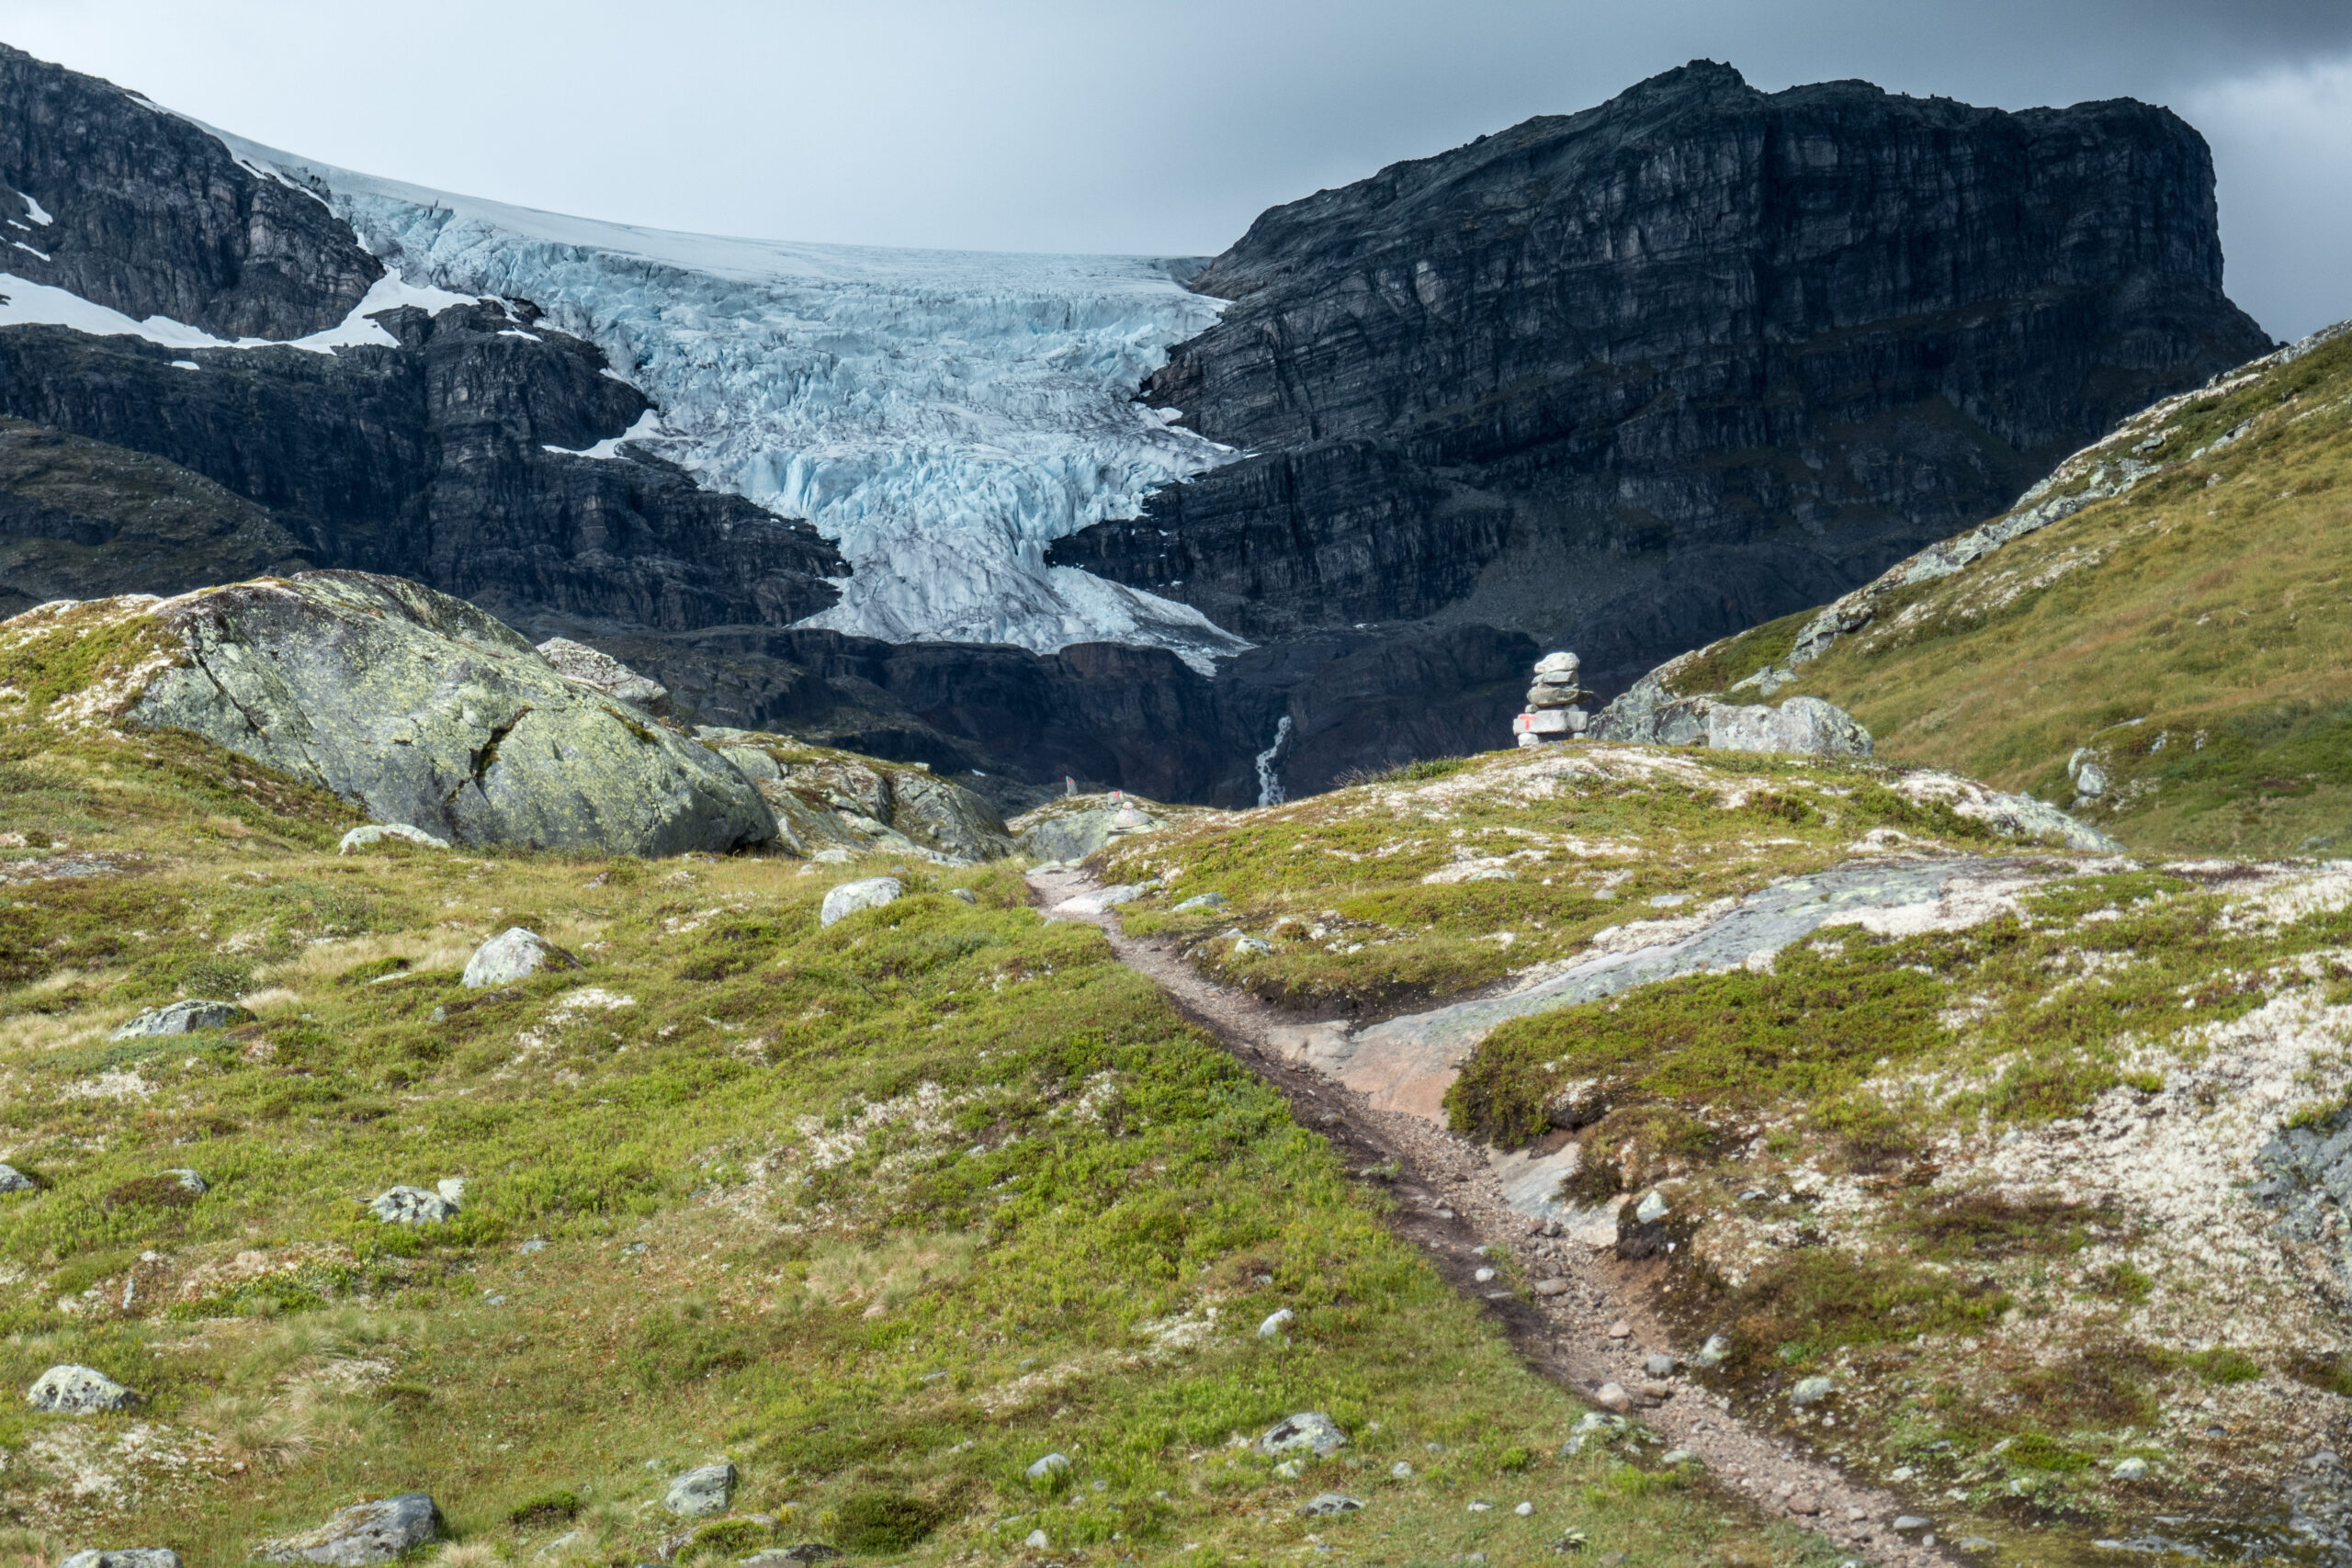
[
  {"xmin": 1052, "ymin": 61, "xmax": 2274, "ymax": 688},
  {"xmin": 0, "ymin": 44, "xmax": 380, "ymax": 339}
]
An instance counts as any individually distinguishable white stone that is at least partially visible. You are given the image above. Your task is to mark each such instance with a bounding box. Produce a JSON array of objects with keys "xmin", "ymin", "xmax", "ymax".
[
  {"xmin": 27, "ymin": 1364, "xmax": 134, "ymax": 1414},
  {"xmin": 1257, "ymin": 1411, "xmax": 1349, "ymax": 1458},
  {"xmin": 337, "ymin": 823, "xmax": 451, "ymax": 854},
  {"xmin": 1258, "ymin": 1308, "xmax": 1295, "ymax": 1338},
  {"xmin": 820, "ymin": 876, "xmax": 903, "ymax": 928},
  {"xmin": 1026, "ymin": 1452, "xmax": 1072, "ymax": 1481},
  {"xmin": 461, "ymin": 927, "xmax": 576, "ymax": 988}
]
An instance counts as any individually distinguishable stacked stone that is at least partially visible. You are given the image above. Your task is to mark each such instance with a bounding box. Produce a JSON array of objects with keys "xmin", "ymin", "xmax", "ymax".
[{"xmin": 1512, "ymin": 651, "xmax": 1592, "ymax": 748}]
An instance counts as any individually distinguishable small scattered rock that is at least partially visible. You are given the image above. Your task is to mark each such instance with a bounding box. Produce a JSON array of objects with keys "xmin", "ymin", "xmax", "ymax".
[
  {"xmin": 1467, "ymin": 1500, "xmax": 1494, "ymax": 1512},
  {"xmin": 663, "ymin": 1464, "xmax": 736, "ymax": 1517},
  {"xmin": 1786, "ymin": 1494, "xmax": 1821, "ymax": 1517},
  {"xmin": 1605, "ymin": 1321, "xmax": 1631, "ymax": 1338},
  {"xmin": 2112, "ymin": 1456, "xmax": 2149, "ymax": 1481},
  {"xmin": 252, "ymin": 1494, "xmax": 442, "ymax": 1565},
  {"xmin": 1390, "ymin": 1461, "xmax": 1413, "ymax": 1479},
  {"xmin": 1658, "ymin": 1450, "xmax": 1693, "ymax": 1467},
  {"xmin": 1694, "ymin": 1335, "xmax": 1730, "ymax": 1368},
  {"xmin": 1259, "ymin": 1308, "xmax": 1295, "ymax": 1338},
  {"xmin": 1954, "ymin": 1539, "xmax": 1998, "ymax": 1555},
  {"xmin": 1026, "ymin": 1452, "xmax": 1072, "ymax": 1481},
  {"xmin": 1296, "ymin": 1494, "xmax": 1363, "ymax": 1517},
  {"xmin": 1891, "ymin": 1516, "xmax": 1932, "ymax": 1534},
  {"xmin": 948, "ymin": 887, "xmax": 978, "ymax": 905},
  {"xmin": 1233, "ymin": 934, "xmax": 1273, "ymax": 956},
  {"xmin": 164, "ymin": 1169, "xmax": 207, "ymax": 1194},
  {"xmin": 337, "ymin": 823, "xmax": 450, "ymax": 854},
  {"xmin": 741, "ymin": 1549, "xmax": 840, "ymax": 1568},
  {"xmin": 1023, "ymin": 1531, "xmax": 1049, "ymax": 1551},
  {"xmin": 1790, "ymin": 1376, "xmax": 1836, "ymax": 1406},
  {"xmin": 1473, "ymin": 1267, "xmax": 1497, "ymax": 1282},
  {"xmin": 1636, "ymin": 1380, "xmax": 1675, "ymax": 1402},
  {"xmin": 1257, "ymin": 1411, "xmax": 1349, "ymax": 1458},
  {"xmin": 27, "ymin": 1364, "xmax": 134, "ymax": 1414},
  {"xmin": 1514, "ymin": 1502, "xmax": 1535, "ymax": 1517},
  {"xmin": 820, "ymin": 877, "xmax": 902, "ymax": 928},
  {"xmin": 1174, "ymin": 891, "xmax": 1227, "ymax": 911},
  {"xmin": 62, "ymin": 1553, "xmax": 181, "ymax": 1568},
  {"xmin": 1634, "ymin": 1190, "xmax": 1669, "ymax": 1224},
  {"xmin": 110, "ymin": 999, "xmax": 254, "ymax": 1041},
  {"xmin": 1532, "ymin": 1278, "xmax": 1569, "ymax": 1296},
  {"xmin": 461, "ymin": 928, "xmax": 582, "ymax": 988},
  {"xmin": 368, "ymin": 1186, "xmax": 457, "ymax": 1226},
  {"xmin": 1644, "ymin": 1354, "xmax": 1676, "ymax": 1377},
  {"xmin": 0, "ymin": 1163, "xmax": 33, "ymax": 1193},
  {"xmin": 1592, "ymin": 1382, "xmax": 1634, "ymax": 1415}
]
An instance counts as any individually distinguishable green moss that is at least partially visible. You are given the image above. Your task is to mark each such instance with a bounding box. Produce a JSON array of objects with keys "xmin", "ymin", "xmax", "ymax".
[{"xmin": 1448, "ymin": 933, "xmax": 1953, "ymax": 1149}]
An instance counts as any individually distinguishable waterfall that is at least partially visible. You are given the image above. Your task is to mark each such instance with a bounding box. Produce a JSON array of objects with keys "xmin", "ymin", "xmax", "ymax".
[{"xmin": 1255, "ymin": 716, "xmax": 1293, "ymax": 807}]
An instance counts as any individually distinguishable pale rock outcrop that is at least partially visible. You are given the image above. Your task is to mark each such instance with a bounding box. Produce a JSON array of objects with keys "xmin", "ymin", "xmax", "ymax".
[
  {"xmin": 536, "ymin": 637, "xmax": 671, "ymax": 715},
  {"xmin": 27, "ymin": 571, "xmax": 779, "ymax": 856},
  {"xmin": 110, "ymin": 999, "xmax": 254, "ymax": 1040},
  {"xmin": 820, "ymin": 877, "xmax": 902, "ymax": 929},
  {"xmin": 1705, "ymin": 696, "xmax": 1872, "ymax": 757},
  {"xmin": 462, "ymin": 928, "xmax": 582, "ymax": 988}
]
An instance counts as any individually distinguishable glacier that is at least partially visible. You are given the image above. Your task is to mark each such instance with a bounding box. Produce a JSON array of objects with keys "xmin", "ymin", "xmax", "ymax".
[{"xmin": 200, "ymin": 127, "xmax": 1250, "ymax": 670}]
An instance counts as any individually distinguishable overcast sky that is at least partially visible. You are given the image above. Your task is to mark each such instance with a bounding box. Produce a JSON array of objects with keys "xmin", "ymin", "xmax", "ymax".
[{"xmin": 1, "ymin": 0, "xmax": 2346, "ymax": 339}]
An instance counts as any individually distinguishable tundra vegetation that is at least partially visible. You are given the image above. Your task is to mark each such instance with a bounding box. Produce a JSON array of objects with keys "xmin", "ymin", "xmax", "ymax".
[
  {"xmin": 1679, "ymin": 325, "xmax": 2352, "ymax": 860},
  {"xmin": 0, "ymin": 627, "xmax": 1790, "ymax": 1565}
]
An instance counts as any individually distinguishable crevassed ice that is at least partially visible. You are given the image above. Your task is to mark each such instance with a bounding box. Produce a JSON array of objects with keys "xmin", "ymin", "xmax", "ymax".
[{"xmin": 207, "ymin": 129, "xmax": 1248, "ymax": 671}]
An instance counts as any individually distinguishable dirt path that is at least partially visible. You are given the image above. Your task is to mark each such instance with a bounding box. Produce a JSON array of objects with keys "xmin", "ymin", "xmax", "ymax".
[{"xmin": 1029, "ymin": 865, "xmax": 1952, "ymax": 1568}]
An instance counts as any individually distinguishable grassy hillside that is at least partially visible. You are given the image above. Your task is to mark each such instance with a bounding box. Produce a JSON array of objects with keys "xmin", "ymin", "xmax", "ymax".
[
  {"xmin": 1100, "ymin": 746, "xmax": 2352, "ymax": 1551},
  {"xmin": 1681, "ymin": 323, "xmax": 2352, "ymax": 858},
  {"xmin": 0, "ymin": 715, "xmax": 1778, "ymax": 1565}
]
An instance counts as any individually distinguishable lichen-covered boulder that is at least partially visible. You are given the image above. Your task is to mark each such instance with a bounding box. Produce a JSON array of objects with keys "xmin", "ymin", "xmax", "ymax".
[
  {"xmin": 20, "ymin": 572, "xmax": 776, "ymax": 856},
  {"xmin": 62, "ymin": 1551, "xmax": 182, "ymax": 1568},
  {"xmin": 251, "ymin": 1494, "xmax": 441, "ymax": 1565},
  {"xmin": 28, "ymin": 1364, "xmax": 134, "ymax": 1413},
  {"xmin": 1256, "ymin": 1411, "xmax": 1348, "ymax": 1458},
  {"xmin": 820, "ymin": 877, "xmax": 902, "ymax": 928},
  {"xmin": 461, "ymin": 928, "xmax": 582, "ymax": 988},
  {"xmin": 1705, "ymin": 696, "xmax": 1872, "ymax": 757},
  {"xmin": 0, "ymin": 1164, "xmax": 32, "ymax": 1192},
  {"xmin": 1012, "ymin": 799, "xmax": 1164, "ymax": 863},
  {"xmin": 369, "ymin": 1186, "xmax": 457, "ymax": 1225},
  {"xmin": 111, "ymin": 999, "xmax": 254, "ymax": 1041},
  {"xmin": 663, "ymin": 1463, "xmax": 736, "ymax": 1517}
]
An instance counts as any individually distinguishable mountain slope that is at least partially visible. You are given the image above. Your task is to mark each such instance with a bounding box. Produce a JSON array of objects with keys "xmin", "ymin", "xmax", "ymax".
[
  {"xmin": 1053, "ymin": 60, "xmax": 2273, "ymax": 689},
  {"xmin": 1629, "ymin": 321, "xmax": 2352, "ymax": 857}
]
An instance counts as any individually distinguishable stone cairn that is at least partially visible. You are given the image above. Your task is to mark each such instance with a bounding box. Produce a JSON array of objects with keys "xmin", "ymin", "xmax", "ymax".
[{"xmin": 1512, "ymin": 651, "xmax": 1592, "ymax": 747}]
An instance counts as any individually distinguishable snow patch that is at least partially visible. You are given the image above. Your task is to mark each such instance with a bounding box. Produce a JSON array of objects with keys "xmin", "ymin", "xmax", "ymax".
[
  {"xmin": 19, "ymin": 192, "xmax": 51, "ymax": 226},
  {"xmin": 545, "ymin": 407, "xmax": 663, "ymax": 461},
  {"xmin": 0, "ymin": 264, "xmax": 476, "ymax": 355}
]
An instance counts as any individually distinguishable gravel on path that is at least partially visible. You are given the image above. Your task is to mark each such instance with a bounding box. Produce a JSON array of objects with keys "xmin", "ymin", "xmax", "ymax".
[{"xmin": 1029, "ymin": 863, "xmax": 1958, "ymax": 1568}]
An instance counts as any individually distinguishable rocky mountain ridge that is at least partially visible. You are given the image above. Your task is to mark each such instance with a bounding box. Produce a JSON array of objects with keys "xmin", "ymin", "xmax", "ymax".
[
  {"xmin": 1057, "ymin": 60, "xmax": 2272, "ymax": 690},
  {"xmin": 0, "ymin": 45, "xmax": 2278, "ymax": 807}
]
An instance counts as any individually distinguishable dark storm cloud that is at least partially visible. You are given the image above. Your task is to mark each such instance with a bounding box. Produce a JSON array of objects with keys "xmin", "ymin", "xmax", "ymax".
[{"xmin": 0, "ymin": 0, "xmax": 2345, "ymax": 335}]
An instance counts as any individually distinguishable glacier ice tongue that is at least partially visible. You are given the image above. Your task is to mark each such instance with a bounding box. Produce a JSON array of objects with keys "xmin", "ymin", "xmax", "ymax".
[{"xmin": 206, "ymin": 130, "xmax": 1250, "ymax": 669}]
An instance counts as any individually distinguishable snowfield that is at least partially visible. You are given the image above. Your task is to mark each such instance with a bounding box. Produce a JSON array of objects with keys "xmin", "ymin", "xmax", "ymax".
[{"xmin": 206, "ymin": 127, "xmax": 1249, "ymax": 670}]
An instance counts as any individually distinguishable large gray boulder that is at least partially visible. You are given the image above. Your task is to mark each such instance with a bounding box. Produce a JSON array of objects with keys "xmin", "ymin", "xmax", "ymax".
[
  {"xmin": 820, "ymin": 877, "xmax": 902, "ymax": 929},
  {"xmin": 1705, "ymin": 696, "xmax": 1872, "ymax": 757},
  {"xmin": 663, "ymin": 1463, "xmax": 736, "ymax": 1517},
  {"xmin": 461, "ymin": 928, "xmax": 581, "ymax": 988},
  {"xmin": 28, "ymin": 1365, "xmax": 134, "ymax": 1414},
  {"xmin": 1013, "ymin": 801, "xmax": 1164, "ymax": 863},
  {"xmin": 63, "ymin": 1552, "xmax": 182, "ymax": 1568},
  {"xmin": 66, "ymin": 572, "xmax": 775, "ymax": 856},
  {"xmin": 251, "ymin": 1494, "xmax": 441, "ymax": 1565}
]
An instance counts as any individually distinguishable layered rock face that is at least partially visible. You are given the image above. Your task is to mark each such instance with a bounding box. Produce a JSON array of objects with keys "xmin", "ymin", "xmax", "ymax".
[
  {"xmin": 0, "ymin": 45, "xmax": 382, "ymax": 339},
  {"xmin": 1053, "ymin": 61, "xmax": 2273, "ymax": 688}
]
